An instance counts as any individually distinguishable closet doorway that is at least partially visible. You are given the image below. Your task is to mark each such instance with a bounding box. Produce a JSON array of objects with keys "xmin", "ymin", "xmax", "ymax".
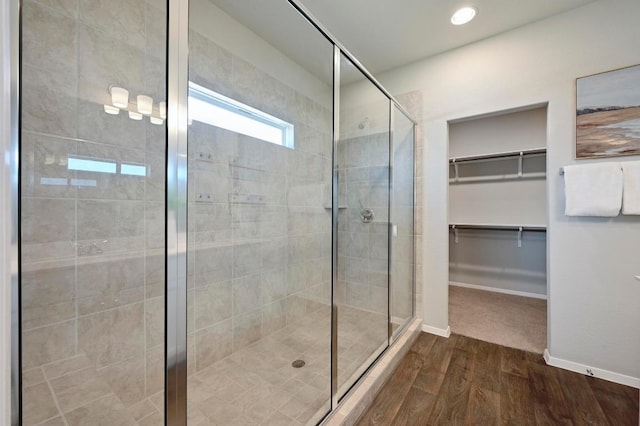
[{"xmin": 447, "ymin": 105, "xmax": 548, "ymax": 353}]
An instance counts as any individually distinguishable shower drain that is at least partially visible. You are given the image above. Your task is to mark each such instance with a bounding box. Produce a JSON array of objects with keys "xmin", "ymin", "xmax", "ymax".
[{"xmin": 291, "ymin": 359, "xmax": 306, "ymax": 368}]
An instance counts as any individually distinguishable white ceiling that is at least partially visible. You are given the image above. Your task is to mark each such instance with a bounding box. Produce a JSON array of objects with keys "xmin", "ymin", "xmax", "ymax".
[
  {"xmin": 210, "ymin": 0, "xmax": 598, "ymax": 82},
  {"xmin": 296, "ymin": 0, "xmax": 598, "ymax": 74}
]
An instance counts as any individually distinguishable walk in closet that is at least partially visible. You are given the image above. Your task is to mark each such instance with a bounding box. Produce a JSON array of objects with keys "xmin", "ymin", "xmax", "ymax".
[{"xmin": 448, "ymin": 105, "xmax": 548, "ymax": 352}]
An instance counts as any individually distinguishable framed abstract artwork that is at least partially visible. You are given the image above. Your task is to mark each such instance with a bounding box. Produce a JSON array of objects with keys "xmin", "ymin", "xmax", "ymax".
[{"xmin": 576, "ymin": 64, "xmax": 640, "ymax": 158}]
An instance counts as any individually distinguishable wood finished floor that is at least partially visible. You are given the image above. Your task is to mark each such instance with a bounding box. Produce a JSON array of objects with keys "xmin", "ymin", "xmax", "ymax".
[{"xmin": 356, "ymin": 333, "xmax": 639, "ymax": 425}]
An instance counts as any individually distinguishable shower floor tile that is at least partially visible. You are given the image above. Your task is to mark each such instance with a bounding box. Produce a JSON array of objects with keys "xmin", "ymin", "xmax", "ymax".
[
  {"xmin": 21, "ymin": 305, "xmax": 387, "ymax": 426},
  {"xmin": 189, "ymin": 304, "xmax": 387, "ymax": 426}
]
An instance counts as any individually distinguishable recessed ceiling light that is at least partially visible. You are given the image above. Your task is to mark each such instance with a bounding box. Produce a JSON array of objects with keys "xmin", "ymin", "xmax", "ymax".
[{"xmin": 451, "ymin": 6, "xmax": 477, "ymax": 25}]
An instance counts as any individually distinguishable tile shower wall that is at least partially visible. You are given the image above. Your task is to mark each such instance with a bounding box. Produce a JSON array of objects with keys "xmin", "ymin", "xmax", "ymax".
[
  {"xmin": 395, "ymin": 91, "xmax": 424, "ymax": 313},
  {"xmin": 20, "ymin": 0, "xmax": 167, "ymax": 424},
  {"xmin": 186, "ymin": 30, "xmax": 333, "ymax": 373},
  {"xmin": 336, "ymin": 105, "xmax": 390, "ymax": 314}
]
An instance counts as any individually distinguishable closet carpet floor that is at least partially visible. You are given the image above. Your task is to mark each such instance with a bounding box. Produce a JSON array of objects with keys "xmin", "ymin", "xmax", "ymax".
[
  {"xmin": 356, "ymin": 333, "xmax": 639, "ymax": 425},
  {"xmin": 449, "ymin": 285, "xmax": 547, "ymax": 353}
]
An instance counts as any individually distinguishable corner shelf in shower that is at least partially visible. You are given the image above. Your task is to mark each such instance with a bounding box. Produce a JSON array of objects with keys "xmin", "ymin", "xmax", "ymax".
[{"xmin": 323, "ymin": 205, "xmax": 348, "ymax": 209}]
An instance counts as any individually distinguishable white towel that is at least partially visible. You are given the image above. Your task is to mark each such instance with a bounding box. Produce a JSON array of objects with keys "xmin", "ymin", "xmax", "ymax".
[
  {"xmin": 564, "ymin": 163, "xmax": 622, "ymax": 217},
  {"xmin": 622, "ymin": 161, "xmax": 640, "ymax": 215}
]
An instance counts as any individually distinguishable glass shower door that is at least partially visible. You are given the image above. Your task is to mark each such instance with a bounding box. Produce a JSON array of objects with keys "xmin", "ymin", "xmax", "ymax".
[
  {"xmin": 186, "ymin": 0, "xmax": 334, "ymax": 424},
  {"xmin": 390, "ymin": 105, "xmax": 415, "ymax": 340},
  {"xmin": 19, "ymin": 0, "xmax": 168, "ymax": 424},
  {"xmin": 336, "ymin": 53, "xmax": 391, "ymax": 399}
]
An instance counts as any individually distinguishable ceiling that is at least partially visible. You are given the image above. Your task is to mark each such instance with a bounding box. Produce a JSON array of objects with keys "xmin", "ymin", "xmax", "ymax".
[
  {"xmin": 295, "ymin": 0, "xmax": 598, "ymax": 74},
  {"xmin": 210, "ymin": 0, "xmax": 598, "ymax": 83}
]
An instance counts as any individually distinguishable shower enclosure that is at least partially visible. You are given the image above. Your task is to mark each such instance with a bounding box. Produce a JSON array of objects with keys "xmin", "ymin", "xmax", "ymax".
[{"xmin": 12, "ymin": 0, "xmax": 416, "ymax": 424}]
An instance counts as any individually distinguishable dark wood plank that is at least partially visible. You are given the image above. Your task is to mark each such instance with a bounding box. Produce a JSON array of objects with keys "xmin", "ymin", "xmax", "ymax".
[
  {"xmin": 586, "ymin": 376, "xmax": 639, "ymax": 426},
  {"xmin": 528, "ymin": 361, "xmax": 574, "ymax": 425},
  {"xmin": 500, "ymin": 372, "xmax": 535, "ymax": 425},
  {"xmin": 392, "ymin": 386, "xmax": 437, "ymax": 426},
  {"xmin": 471, "ymin": 338, "xmax": 501, "ymax": 393},
  {"xmin": 356, "ymin": 351, "xmax": 423, "ymax": 425},
  {"xmin": 465, "ymin": 385, "xmax": 500, "ymax": 425},
  {"xmin": 410, "ymin": 332, "xmax": 437, "ymax": 356},
  {"xmin": 422, "ymin": 334, "xmax": 457, "ymax": 373},
  {"xmin": 555, "ymin": 368, "xmax": 609, "ymax": 425},
  {"xmin": 427, "ymin": 348, "xmax": 475, "ymax": 425},
  {"xmin": 411, "ymin": 366, "xmax": 446, "ymax": 396},
  {"xmin": 357, "ymin": 334, "xmax": 639, "ymax": 426},
  {"xmin": 454, "ymin": 333, "xmax": 480, "ymax": 354},
  {"xmin": 500, "ymin": 345, "xmax": 529, "ymax": 378},
  {"xmin": 411, "ymin": 334, "xmax": 459, "ymax": 396}
]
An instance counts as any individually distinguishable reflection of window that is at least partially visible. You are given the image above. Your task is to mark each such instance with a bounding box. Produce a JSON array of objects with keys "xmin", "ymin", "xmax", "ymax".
[
  {"xmin": 67, "ymin": 156, "xmax": 148, "ymax": 176},
  {"xmin": 189, "ymin": 81, "xmax": 294, "ymax": 148}
]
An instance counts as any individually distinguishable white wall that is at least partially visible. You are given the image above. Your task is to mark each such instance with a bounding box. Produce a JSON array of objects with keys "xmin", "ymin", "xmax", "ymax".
[{"xmin": 374, "ymin": 0, "xmax": 640, "ymax": 385}]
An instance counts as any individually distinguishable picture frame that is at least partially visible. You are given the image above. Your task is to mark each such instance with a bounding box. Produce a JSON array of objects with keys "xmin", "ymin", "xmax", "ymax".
[{"xmin": 576, "ymin": 64, "xmax": 640, "ymax": 159}]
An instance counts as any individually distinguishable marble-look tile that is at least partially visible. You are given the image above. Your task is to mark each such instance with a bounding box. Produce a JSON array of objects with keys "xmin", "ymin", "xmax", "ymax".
[
  {"xmin": 77, "ymin": 200, "xmax": 145, "ymax": 241},
  {"xmin": 77, "ymin": 303, "xmax": 144, "ymax": 368},
  {"xmin": 232, "ymin": 274, "xmax": 262, "ymax": 315},
  {"xmin": 21, "ymin": 266, "xmax": 75, "ymax": 330},
  {"xmin": 145, "ymin": 2, "xmax": 167, "ymax": 62},
  {"xmin": 188, "ymin": 31, "xmax": 233, "ymax": 97},
  {"xmin": 194, "ymin": 319, "xmax": 232, "ymax": 371},
  {"xmin": 232, "ymin": 310, "xmax": 262, "ymax": 351},
  {"xmin": 76, "ymin": 255, "xmax": 144, "ymax": 315},
  {"xmin": 145, "ymin": 296, "xmax": 164, "ymax": 349},
  {"xmin": 97, "ymin": 356, "xmax": 145, "ymax": 407},
  {"xmin": 126, "ymin": 398, "xmax": 158, "ymax": 422},
  {"xmin": 37, "ymin": 416, "xmax": 68, "ymax": 426},
  {"xmin": 22, "ymin": 0, "xmax": 77, "ymax": 74},
  {"xmin": 262, "ymin": 268, "xmax": 286, "ymax": 304},
  {"xmin": 64, "ymin": 394, "xmax": 136, "ymax": 426},
  {"xmin": 43, "ymin": 354, "xmax": 93, "ymax": 380},
  {"xmin": 194, "ymin": 281, "xmax": 232, "ymax": 329},
  {"xmin": 78, "ymin": 0, "xmax": 145, "ymax": 47},
  {"xmin": 145, "ymin": 345, "xmax": 165, "ymax": 397},
  {"xmin": 23, "ymin": 382, "xmax": 60, "ymax": 425},
  {"xmin": 21, "ymin": 198, "xmax": 75, "ymax": 245},
  {"xmin": 21, "ymin": 65, "xmax": 78, "ymax": 138},
  {"xmin": 193, "ymin": 246, "xmax": 233, "ymax": 284},
  {"xmin": 137, "ymin": 411, "xmax": 164, "ymax": 426},
  {"xmin": 22, "ymin": 320, "xmax": 76, "ymax": 369},
  {"xmin": 22, "ymin": 367, "xmax": 46, "ymax": 388},
  {"xmin": 49, "ymin": 367, "xmax": 111, "ymax": 412}
]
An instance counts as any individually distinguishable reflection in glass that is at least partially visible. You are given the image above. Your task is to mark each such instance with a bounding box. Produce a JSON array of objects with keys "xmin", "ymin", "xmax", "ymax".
[
  {"xmin": 186, "ymin": 0, "xmax": 333, "ymax": 423},
  {"xmin": 391, "ymin": 106, "xmax": 415, "ymax": 340},
  {"xmin": 336, "ymin": 53, "xmax": 391, "ymax": 399}
]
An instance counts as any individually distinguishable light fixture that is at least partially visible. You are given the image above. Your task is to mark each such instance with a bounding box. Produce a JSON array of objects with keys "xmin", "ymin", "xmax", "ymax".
[
  {"xmin": 103, "ymin": 104, "xmax": 120, "ymax": 115},
  {"xmin": 451, "ymin": 6, "xmax": 477, "ymax": 25},
  {"xmin": 129, "ymin": 111, "xmax": 143, "ymax": 120},
  {"xmin": 110, "ymin": 86, "xmax": 129, "ymax": 108},
  {"xmin": 137, "ymin": 95, "xmax": 153, "ymax": 115},
  {"xmin": 159, "ymin": 101, "xmax": 166, "ymax": 119},
  {"xmin": 150, "ymin": 116, "xmax": 163, "ymax": 125}
]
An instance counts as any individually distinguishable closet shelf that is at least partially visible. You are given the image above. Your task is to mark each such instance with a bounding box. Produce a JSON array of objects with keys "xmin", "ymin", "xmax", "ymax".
[
  {"xmin": 449, "ymin": 223, "xmax": 546, "ymax": 232},
  {"xmin": 449, "ymin": 148, "xmax": 546, "ymax": 182},
  {"xmin": 449, "ymin": 223, "xmax": 546, "ymax": 248},
  {"xmin": 449, "ymin": 148, "xmax": 546, "ymax": 164}
]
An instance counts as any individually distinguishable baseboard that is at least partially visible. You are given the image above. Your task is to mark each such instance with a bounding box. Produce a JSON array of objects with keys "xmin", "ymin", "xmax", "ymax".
[
  {"xmin": 449, "ymin": 281, "xmax": 547, "ymax": 300},
  {"xmin": 544, "ymin": 349, "xmax": 640, "ymax": 389},
  {"xmin": 422, "ymin": 324, "xmax": 451, "ymax": 338}
]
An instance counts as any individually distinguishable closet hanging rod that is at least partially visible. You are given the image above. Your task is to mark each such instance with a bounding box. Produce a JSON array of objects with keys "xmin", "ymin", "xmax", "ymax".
[
  {"xmin": 449, "ymin": 223, "xmax": 547, "ymax": 232},
  {"xmin": 449, "ymin": 148, "xmax": 546, "ymax": 164}
]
